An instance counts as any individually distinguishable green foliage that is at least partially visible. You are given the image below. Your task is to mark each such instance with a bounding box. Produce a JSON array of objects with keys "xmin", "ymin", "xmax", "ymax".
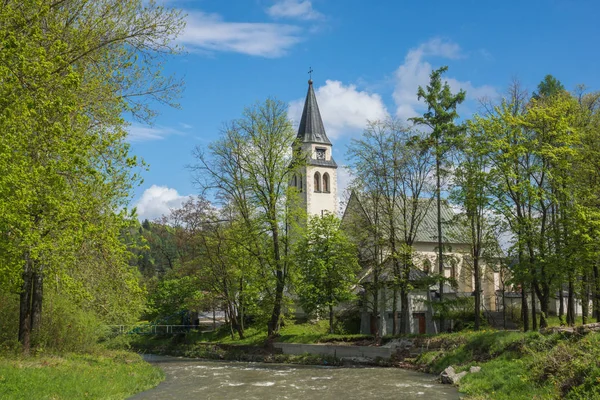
[
  {"xmin": 293, "ymin": 214, "xmax": 360, "ymax": 332},
  {"xmin": 146, "ymin": 275, "xmax": 202, "ymax": 322},
  {"xmin": 0, "ymin": 0, "xmax": 184, "ymax": 352},
  {"xmin": 191, "ymin": 98, "xmax": 300, "ymax": 335}
]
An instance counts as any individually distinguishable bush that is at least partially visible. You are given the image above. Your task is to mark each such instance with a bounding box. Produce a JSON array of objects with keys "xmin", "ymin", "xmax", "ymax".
[
  {"xmin": 33, "ymin": 292, "xmax": 104, "ymax": 353},
  {"xmin": 334, "ymin": 307, "xmax": 361, "ymax": 334},
  {"xmin": 0, "ymin": 292, "xmax": 19, "ymax": 353}
]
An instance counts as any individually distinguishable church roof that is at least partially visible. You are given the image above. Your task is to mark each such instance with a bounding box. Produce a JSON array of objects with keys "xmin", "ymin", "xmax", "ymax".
[
  {"xmin": 297, "ymin": 80, "xmax": 332, "ymax": 145},
  {"xmin": 341, "ymin": 192, "xmax": 468, "ymax": 245}
]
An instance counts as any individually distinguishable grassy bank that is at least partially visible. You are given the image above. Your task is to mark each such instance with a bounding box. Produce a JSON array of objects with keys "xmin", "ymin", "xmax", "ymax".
[
  {"xmin": 0, "ymin": 350, "xmax": 164, "ymax": 400},
  {"xmin": 409, "ymin": 329, "xmax": 600, "ymax": 399}
]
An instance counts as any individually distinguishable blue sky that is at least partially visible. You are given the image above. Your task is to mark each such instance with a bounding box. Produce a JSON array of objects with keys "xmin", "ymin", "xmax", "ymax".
[{"xmin": 130, "ymin": 0, "xmax": 600, "ymax": 220}]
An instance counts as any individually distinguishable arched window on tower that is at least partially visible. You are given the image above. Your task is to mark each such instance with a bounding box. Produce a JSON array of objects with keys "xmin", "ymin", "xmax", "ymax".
[
  {"xmin": 293, "ymin": 174, "xmax": 298, "ymax": 187},
  {"xmin": 299, "ymin": 174, "xmax": 303, "ymax": 192},
  {"xmin": 314, "ymin": 172, "xmax": 321, "ymax": 192},
  {"xmin": 323, "ymin": 173, "xmax": 330, "ymax": 193}
]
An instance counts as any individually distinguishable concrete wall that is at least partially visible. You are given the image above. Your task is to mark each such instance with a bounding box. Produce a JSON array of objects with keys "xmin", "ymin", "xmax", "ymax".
[{"xmin": 274, "ymin": 343, "xmax": 393, "ymax": 359}]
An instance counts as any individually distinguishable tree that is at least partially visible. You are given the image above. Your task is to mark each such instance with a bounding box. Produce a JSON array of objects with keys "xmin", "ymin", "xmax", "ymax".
[
  {"xmin": 294, "ymin": 214, "xmax": 360, "ymax": 333},
  {"xmin": 409, "ymin": 66, "xmax": 466, "ymax": 331},
  {"xmin": 533, "ymin": 75, "xmax": 565, "ymax": 100},
  {"xmin": 0, "ymin": 0, "xmax": 184, "ymax": 353},
  {"xmin": 451, "ymin": 121, "xmax": 498, "ymax": 330},
  {"xmin": 347, "ymin": 119, "xmax": 435, "ymax": 334},
  {"xmin": 191, "ymin": 99, "xmax": 301, "ymax": 336}
]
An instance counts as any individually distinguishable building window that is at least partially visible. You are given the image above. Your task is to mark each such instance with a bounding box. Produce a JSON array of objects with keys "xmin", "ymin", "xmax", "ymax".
[
  {"xmin": 323, "ymin": 173, "xmax": 330, "ymax": 193},
  {"xmin": 299, "ymin": 174, "xmax": 303, "ymax": 191},
  {"xmin": 314, "ymin": 172, "xmax": 321, "ymax": 192},
  {"xmin": 293, "ymin": 175, "xmax": 297, "ymax": 187},
  {"xmin": 316, "ymin": 148, "xmax": 326, "ymax": 160}
]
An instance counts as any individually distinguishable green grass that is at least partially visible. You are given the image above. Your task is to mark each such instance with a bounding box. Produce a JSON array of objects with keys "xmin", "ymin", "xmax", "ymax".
[
  {"xmin": 0, "ymin": 350, "xmax": 164, "ymax": 400},
  {"xmin": 411, "ymin": 329, "xmax": 600, "ymax": 399}
]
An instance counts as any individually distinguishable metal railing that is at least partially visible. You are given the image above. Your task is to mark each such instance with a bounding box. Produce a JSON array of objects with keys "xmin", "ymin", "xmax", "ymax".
[{"xmin": 107, "ymin": 325, "xmax": 196, "ymax": 335}]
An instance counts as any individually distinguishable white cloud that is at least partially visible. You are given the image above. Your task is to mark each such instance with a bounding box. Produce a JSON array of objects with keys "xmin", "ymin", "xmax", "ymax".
[
  {"xmin": 289, "ymin": 80, "xmax": 389, "ymax": 138},
  {"xmin": 134, "ymin": 185, "xmax": 193, "ymax": 221},
  {"xmin": 393, "ymin": 38, "xmax": 498, "ymax": 122},
  {"xmin": 179, "ymin": 11, "xmax": 303, "ymax": 57},
  {"xmin": 127, "ymin": 124, "xmax": 183, "ymax": 142},
  {"xmin": 267, "ymin": 0, "xmax": 323, "ymax": 20}
]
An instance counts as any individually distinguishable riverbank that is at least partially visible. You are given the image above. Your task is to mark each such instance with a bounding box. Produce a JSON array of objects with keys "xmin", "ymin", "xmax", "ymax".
[
  {"xmin": 406, "ymin": 329, "xmax": 600, "ymax": 399},
  {"xmin": 0, "ymin": 350, "xmax": 164, "ymax": 399},
  {"xmin": 131, "ymin": 323, "xmax": 600, "ymax": 399}
]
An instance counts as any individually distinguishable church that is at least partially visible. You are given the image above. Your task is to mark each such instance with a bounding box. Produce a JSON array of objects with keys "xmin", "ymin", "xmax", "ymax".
[{"xmin": 290, "ymin": 78, "xmax": 500, "ymax": 335}]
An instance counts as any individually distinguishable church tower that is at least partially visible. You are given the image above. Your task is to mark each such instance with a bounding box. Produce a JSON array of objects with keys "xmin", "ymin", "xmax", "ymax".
[{"xmin": 291, "ymin": 78, "xmax": 338, "ymax": 217}]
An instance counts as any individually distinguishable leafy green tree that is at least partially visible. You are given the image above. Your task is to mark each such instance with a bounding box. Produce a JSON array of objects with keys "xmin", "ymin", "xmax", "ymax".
[
  {"xmin": 533, "ymin": 74, "xmax": 565, "ymax": 100},
  {"xmin": 191, "ymin": 99, "xmax": 302, "ymax": 336},
  {"xmin": 0, "ymin": 0, "xmax": 183, "ymax": 353},
  {"xmin": 294, "ymin": 214, "xmax": 360, "ymax": 333},
  {"xmin": 451, "ymin": 122, "xmax": 499, "ymax": 330},
  {"xmin": 147, "ymin": 275, "xmax": 202, "ymax": 323},
  {"xmin": 409, "ymin": 66, "xmax": 466, "ymax": 331}
]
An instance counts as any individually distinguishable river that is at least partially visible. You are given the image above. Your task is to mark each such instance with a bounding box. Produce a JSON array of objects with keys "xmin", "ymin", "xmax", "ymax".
[{"xmin": 131, "ymin": 355, "xmax": 460, "ymax": 400}]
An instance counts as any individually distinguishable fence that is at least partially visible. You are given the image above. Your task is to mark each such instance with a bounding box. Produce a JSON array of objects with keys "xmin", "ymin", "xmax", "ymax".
[{"xmin": 107, "ymin": 325, "xmax": 195, "ymax": 335}]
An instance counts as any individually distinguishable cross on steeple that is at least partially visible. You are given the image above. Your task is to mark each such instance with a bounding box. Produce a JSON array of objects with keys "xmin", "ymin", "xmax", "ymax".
[{"xmin": 308, "ymin": 67, "xmax": 313, "ymax": 81}]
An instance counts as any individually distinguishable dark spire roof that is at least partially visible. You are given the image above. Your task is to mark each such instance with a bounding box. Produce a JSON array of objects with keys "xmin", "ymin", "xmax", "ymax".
[{"xmin": 297, "ymin": 80, "xmax": 332, "ymax": 145}]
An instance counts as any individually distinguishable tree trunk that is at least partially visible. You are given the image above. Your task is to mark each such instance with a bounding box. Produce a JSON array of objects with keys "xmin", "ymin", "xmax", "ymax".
[
  {"xmin": 31, "ymin": 270, "xmax": 43, "ymax": 336},
  {"xmin": 268, "ymin": 220, "xmax": 285, "ymax": 337},
  {"xmin": 372, "ymin": 282, "xmax": 380, "ymax": 344},
  {"xmin": 531, "ymin": 283, "xmax": 537, "ymax": 331},
  {"xmin": 239, "ymin": 277, "xmax": 245, "ymax": 333},
  {"xmin": 567, "ymin": 276, "xmax": 575, "ymax": 326},
  {"xmin": 559, "ymin": 287, "xmax": 565, "ymax": 325},
  {"xmin": 436, "ymin": 155, "xmax": 445, "ymax": 332},
  {"xmin": 400, "ymin": 285, "xmax": 409, "ymax": 335},
  {"xmin": 329, "ymin": 304, "xmax": 334, "ymax": 334},
  {"xmin": 391, "ymin": 287, "xmax": 398, "ymax": 335},
  {"xmin": 473, "ymin": 256, "xmax": 481, "ymax": 331},
  {"xmin": 19, "ymin": 256, "xmax": 33, "ymax": 355},
  {"xmin": 594, "ymin": 264, "xmax": 600, "ymax": 322},
  {"xmin": 502, "ymin": 286, "xmax": 507, "ymax": 329},
  {"xmin": 536, "ymin": 281, "xmax": 550, "ymax": 329},
  {"xmin": 521, "ymin": 284, "xmax": 529, "ymax": 332},
  {"xmin": 582, "ymin": 273, "xmax": 589, "ymax": 326},
  {"xmin": 212, "ymin": 304, "xmax": 216, "ymax": 331}
]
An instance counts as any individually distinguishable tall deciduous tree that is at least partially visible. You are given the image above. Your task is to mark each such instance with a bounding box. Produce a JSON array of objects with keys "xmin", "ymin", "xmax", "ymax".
[
  {"xmin": 452, "ymin": 121, "xmax": 497, "ymax": 330},
  {"xmin": 191, "ymin": 99, "xmax": 301, "ymax": 336},
  {"xmin": 347, "ymin": 119, "xmax": 435, "ymax": 334},
  {"xmin": 0, "ymin": 0, "xmax": 183, "ymax": 353},
  {"xmin": 294, "ymin": 214, "xmax": 360, "ymax": 334},
  {"xmin": 409, "ymin": 66, "xmax": 466, "ymax": 331}
]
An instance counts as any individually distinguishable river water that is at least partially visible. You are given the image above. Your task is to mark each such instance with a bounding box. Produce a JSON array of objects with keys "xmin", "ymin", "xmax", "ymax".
[{"xmin": 131, "ymin": 355, "xmax": 460, "ymax": 400}]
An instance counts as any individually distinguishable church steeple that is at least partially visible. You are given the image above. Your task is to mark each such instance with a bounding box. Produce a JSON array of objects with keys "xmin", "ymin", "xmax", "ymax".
[
  {"xmin": 290, "ymin": 77, "xmax": 338, "ymax": 217},
  {"xmin": 297, "ymin": 80, "xmax": 332, "ymax": 145}
]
